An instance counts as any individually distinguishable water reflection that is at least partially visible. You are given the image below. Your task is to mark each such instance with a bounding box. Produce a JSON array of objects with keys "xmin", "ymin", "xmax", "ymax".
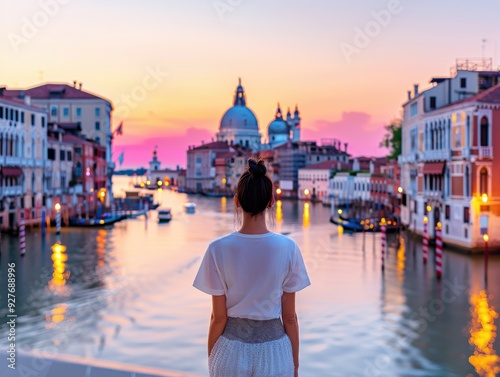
[
  {"xmin": 468, "ymin": 290, "xmax": 500, "ymax": 376},
  {"xmin": 221, "ymin": 197, "xmax": 227, "ymax": 213},
  {"xmin": 96, "ymin": 229, "xmax": 106, "ymax": 267},
  {"xmin": 303, "ymin": 202, "xmax": 310, "ymax": 228},
  {"xmin": 276, "ymin": 200, "xmax": 283, "ymax": 223},
  {"xmin": 397, "ymin": 237, "xmax": 405, "ymax": 282},
  {"xmin": 48, "ymin": 241, "xmax": 70, "ymax": 295},
  {"xmin": 46, "ymin": 303, "xmax": 68, "ymax": 325}
]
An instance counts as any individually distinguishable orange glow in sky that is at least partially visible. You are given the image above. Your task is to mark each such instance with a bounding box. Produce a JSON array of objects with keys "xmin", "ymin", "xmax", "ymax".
[{"xmin": 1, "ymin": 0, "xmax": 499, "ymax": 168}]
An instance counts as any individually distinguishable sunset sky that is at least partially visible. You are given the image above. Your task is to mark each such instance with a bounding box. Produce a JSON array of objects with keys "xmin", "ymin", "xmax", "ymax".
[{"xmin": 1, "ymin": 0, "xmax": 499, "ymax": 169}]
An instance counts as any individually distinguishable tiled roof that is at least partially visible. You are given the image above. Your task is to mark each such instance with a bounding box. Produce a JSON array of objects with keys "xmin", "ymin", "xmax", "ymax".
[
  {"xmin": 301, "ymin": 160, "xmax": 350, "ymax": 170},
  {"xmin": 191, "ymin": 141, "xmax": 229, "ymax": 151},
  {"xmin": 2, "ymin": 83, "xmax": 112, "ymax": 105},
  {"xmin": 0, "ymin": 96, "xmax": 46, "ymax": 112},
  {"xmin": 62, "ymin": 134, "xmax": 94, "ymax": 146},
  {"xmin": 434, "ymin": 83, "xmax": 500, "ymax": 111}
]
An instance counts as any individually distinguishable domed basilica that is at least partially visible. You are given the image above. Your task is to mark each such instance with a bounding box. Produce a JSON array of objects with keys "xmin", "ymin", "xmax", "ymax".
[{"xmin": 216, "ymin": 79, "xmax": 301, "ymax": 150}]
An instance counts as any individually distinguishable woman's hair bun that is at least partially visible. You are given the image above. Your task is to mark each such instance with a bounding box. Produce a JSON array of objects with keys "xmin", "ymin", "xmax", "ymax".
[{"xmin": 247, "ymin": 158, "xmax": 267, "ymax": 178}]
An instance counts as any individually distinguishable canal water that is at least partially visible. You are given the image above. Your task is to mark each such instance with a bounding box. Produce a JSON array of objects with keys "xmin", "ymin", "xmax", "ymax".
[{"xmin": 1, "ymin": 176, "xmax": 499, "ymax": 377}]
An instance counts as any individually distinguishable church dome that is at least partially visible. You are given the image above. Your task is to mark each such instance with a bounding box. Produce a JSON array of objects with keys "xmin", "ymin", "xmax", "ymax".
[
  {"xmin": 268, "ymin": 104, "xmax": 289, "ymax": 135},
  {"xmin": 220, "ymin": 79, "xmax": 259, "ymax": 131}
]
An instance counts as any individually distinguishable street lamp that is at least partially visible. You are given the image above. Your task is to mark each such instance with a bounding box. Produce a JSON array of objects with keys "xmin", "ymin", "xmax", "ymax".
[
  {"xmin": 482, "ymin": 193, "xmax": 488, "ymax": 203},
  {"xmin": 55, "ymin": 203, "xmax": 61, "ymax": 235},
  {"xmin": 398, "ymin": 187, "xmax": 403, "ymax": 194}
]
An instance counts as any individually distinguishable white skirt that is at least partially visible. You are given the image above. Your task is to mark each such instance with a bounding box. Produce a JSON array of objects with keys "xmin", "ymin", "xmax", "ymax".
[{"xmin": 209, "ymin": 334, "xmax": 295, "ymax": 377}]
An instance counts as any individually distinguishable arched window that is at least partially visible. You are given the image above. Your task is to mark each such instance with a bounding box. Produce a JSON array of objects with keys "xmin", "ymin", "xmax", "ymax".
[
  {"xmin": 32, "ymin": 172, "xmax": 36, "ymax": 192},
  {"xmin": 479, "ymin": 168, "xmax": 488, "ymax": 196},
  {"xmin": 480, "ymin": 116, "xmax": 489, "ymax": 146}
]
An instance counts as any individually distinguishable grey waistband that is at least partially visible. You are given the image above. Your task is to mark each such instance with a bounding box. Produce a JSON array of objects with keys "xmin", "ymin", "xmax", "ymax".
[{"xmin": 222, "ymin": 317, "xmax": 285, "ymax": 344}]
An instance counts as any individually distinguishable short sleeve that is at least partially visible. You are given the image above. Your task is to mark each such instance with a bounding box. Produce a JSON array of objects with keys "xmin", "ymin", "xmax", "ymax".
[
  {"xmin": 193, "ymin": 245, "xmax": 226, "ymax": 296},
  {"xmin": 283, "ymin": 243, "xmax": 311, "ymax": 293}
]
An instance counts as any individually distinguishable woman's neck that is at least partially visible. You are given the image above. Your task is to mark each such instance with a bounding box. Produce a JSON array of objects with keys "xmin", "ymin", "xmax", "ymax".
[{"xmin": 238, "ymin": 212, "xmax": 269, "ymax": 234}]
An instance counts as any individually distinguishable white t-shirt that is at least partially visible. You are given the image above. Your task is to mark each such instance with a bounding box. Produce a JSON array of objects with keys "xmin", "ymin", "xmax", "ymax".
[{"xmin": 193, "ymin": 231, "xmax": 311, "ymax": 320}]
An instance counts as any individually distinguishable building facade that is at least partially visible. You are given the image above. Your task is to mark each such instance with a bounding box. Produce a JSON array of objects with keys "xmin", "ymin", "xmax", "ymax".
[
  {"xmin": 399, "ymin": 60, "xmax": 500, "ymax": 250},
  {"xmin": 3, "ymin": 83, "xmax": 114, "ymax": 205},
  {"xmin": 0, "ymin": 96, "xmax": 47, "ymax": 230}
]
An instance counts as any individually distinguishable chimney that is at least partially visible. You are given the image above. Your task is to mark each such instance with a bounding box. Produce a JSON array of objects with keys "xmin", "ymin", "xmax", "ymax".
[
  {"xmin": 407, "ymin": 90, "xmax": 412, "ymax": 100},
  {"xmin": 0, "ymin": 86, "xmax": 5, "ymax": 96},
  {"xmin": 344, "ymin": 142, "xmax": 348, "ymax": 153},
  {"xmin": 73, "ymin": 80, "xmax": 77, "ymax": 88},
  {"xmin": 414, "ymin": 84, "xmax": 419, "ymax": 96},
  {"xmin": 79, "ymin": 83, "xmax": 82, "ymax": 90},
  {"xmin": 24, "ymin": 95, "xmax": 31, "ymax": 106}
]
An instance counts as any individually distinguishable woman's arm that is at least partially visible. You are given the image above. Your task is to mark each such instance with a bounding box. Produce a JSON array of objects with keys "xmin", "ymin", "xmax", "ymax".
[
  {"xmin": 282, "ymin": 291, "xmax": 299, "ymax": 375},
  {"xmin": 208, "ymin": 294, "xmax": 228, "ymax": 357}
]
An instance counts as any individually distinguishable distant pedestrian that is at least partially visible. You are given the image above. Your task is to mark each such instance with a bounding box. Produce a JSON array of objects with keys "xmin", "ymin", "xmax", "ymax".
[{"xmin": 194, "ymin": 158, "xmax": 310, "ymax": 377}]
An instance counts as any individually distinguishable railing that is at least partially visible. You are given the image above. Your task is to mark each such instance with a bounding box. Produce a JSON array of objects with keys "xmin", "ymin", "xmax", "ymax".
[
  {"xmin": 479, "ymin": 147, "xmax": 493, "ymax": 159},
  {"xmin": 421, "ymin": 150, "xmax": 450, "ymax": 161},
  {"xmin": 462, "ymin": 147, "xmax": 470, "ymax": 159},
  {"xmin": 423, "ymin": 190, "xmax": 443, "ymax": 200},
  {"xmin": 1, "ymin": 186, "xmax": 23, "ymax": 196}
]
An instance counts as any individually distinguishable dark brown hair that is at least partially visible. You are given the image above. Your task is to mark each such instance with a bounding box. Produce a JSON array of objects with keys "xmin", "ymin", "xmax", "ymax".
[{"xmin": 235, "ymin": 159, "xmax": 273, "ymax": 216}]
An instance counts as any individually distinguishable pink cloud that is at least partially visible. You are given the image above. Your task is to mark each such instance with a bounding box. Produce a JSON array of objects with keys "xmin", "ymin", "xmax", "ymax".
[
  {"xmin": 113, "ymin": 127, "xmax": 213, "ymax": 169},
  {"xmin": 302, "ymin": 111, "xmax": 389, "ymax": 158}
]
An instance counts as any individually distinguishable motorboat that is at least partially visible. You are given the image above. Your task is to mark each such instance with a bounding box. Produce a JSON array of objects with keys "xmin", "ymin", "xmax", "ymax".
[
  {"xmin": 184, "ymin": 203, "xmax": 196, "ymax": 214},
  {"xmin": 158, "ymin": 208, "xmax": 172, "ymax": 223}
]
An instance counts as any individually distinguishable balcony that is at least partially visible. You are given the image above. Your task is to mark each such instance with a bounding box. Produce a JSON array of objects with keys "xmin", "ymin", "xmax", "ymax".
[
  {"xmin": 478, "ymin": 147, "xmax": 493, "ymax": 159},
  {"xmin": 423, "ymin": 190, "xmax": 443, "ymax": 200},
  {"xmin": 461, "ymin": 147, "xmax": 470, "ymax": 159},
  {"xmin": 421, "ymin": 150, "xmax": 450, "ymax": 162},
  {"xmin": 1, "ymin": 186, "xmax": 23, "ymax": 196}
]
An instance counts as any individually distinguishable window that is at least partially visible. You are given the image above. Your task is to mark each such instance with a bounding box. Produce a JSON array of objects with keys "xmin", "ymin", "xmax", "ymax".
[
  {"xmin": 60, "ymin": 150, "xmax": 66, "ymax": 161},
  {"xmin": 445, "ymin": 205, "xmax": 450, "ymax": 220},
  {"xmin": 31, "ymin": 114, "xmax": 35, "ymax": 126},
  {"xmin": 480, "ymin": 168, "xmax": 488, "ymax": 196},
  {"xmin": 95, "ymin": 121, "xmax": 100, "ymax": 131},
  {"xmin": 63, "ymin": 107, "xmax": 69, "ymax": 117},
  {"xmin": 95, "ymin": 136, "xmax": 100, "ymax": 144},
  {"xmin": 95, "ymin": 108, "xmax": 100, "ymax": 116},
  {"xmin": 48, "ymin": 148, "xmax": 56, "ymax": 160},
  {"xmin": 50, "ymin": 106, "xmax": 58, "ymax": 117},
  {"xmin": 429, "ymin": 96, "xmax": 436, "ymax": 110},
  {"xmin": 463, "ymin": 207, "xmax": 470, "ymax": 223},
  {"xmin": 75, "ymin": 162, "xmax": 82, "ymax": 177},
  {"xmin": 41, "ymin": 117, "xmax": 46, "ymax": 128},
  {"xmin": 0, "ymin": 106, "xmax": 3, "ymax": 119},
  {"xmin": 410, "ymin": 103, "xmax": 418, "ymax": 117},
  {"xmin": 76, "ymin": 108, "xmax": 82, "ymax": 117},
  {"xmin": 75, "ymin": 147, "xmax": 82, "ymax": 156},
  {"xmin": 67, "ymin": 151, "xmax": 72, "ymax": 161},
  {"xmin": 460, "ymin": 78, "xmax": 467, "ymax": 88},
  {"xmin": 21, "ymin": 112, "xmax": 25, "ymax": 123},
  {"xmin": 480, "ymin": 116, "xmax": 489, "ymax": 146}
]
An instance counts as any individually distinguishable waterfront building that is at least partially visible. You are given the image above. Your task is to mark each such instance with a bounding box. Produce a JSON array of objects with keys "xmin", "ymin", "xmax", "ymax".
[
  {"xmin": 186, "ymin": 141, "xmax": 233, "ymax": 192},
  {"xmin": 399, "ymin": 59, "xmax": 500, "ymax": 250},
  {"xmin": 298, "ymin": 161, "xmax": 336, "ymax": 201},
  {"xmin": 275, "ymin": 140, "xmax": 351, "ymax": 198},
  {"xmin": 0, "ymin": 95, "xmax": 48, "ymax": 230},
  {"xmin": 3, "ymin": 83, "xmax": 114, "ymax": 205}
]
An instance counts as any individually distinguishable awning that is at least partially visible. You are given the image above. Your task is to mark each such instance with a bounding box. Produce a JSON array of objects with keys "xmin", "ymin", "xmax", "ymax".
[
  {"xmin": 1, "ymin": 167, "xmax": 23, "ymax": 176},
  {"xmin": 423, "ymin": 162, "xmax": 445, "ymax": 175}
]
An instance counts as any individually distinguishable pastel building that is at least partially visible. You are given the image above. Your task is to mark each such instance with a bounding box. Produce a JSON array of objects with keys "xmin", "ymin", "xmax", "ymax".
[
  {"xmin": 3, "ymin": 83, "xmax": 114, "ymax": 204},
  {"xmin": 399, "ymin": 59, "xmax": 500, "ymax": 250},
  {"xmin": 0, "ymin": 95, "xmax": 47, "ymax": 230}
]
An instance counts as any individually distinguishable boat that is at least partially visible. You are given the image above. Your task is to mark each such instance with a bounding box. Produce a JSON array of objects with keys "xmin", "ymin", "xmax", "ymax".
[
  {"xmin": 330, "ymin": 216, "xmax": 364, "ymax": 232},
  {"xmin": 68, "ymin": 214, "xmax": 125, "ymax": 228},
  {"xmin": 184, "ymin": 203, "xmax": 196, "ymax": 214},
  {"xmin": 158, "ymin": 208, "xmax": 172, "ymax": 223},
  {"xmin": 330, "ymin": 215, "xmax": 401, "ymax": 233}
]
